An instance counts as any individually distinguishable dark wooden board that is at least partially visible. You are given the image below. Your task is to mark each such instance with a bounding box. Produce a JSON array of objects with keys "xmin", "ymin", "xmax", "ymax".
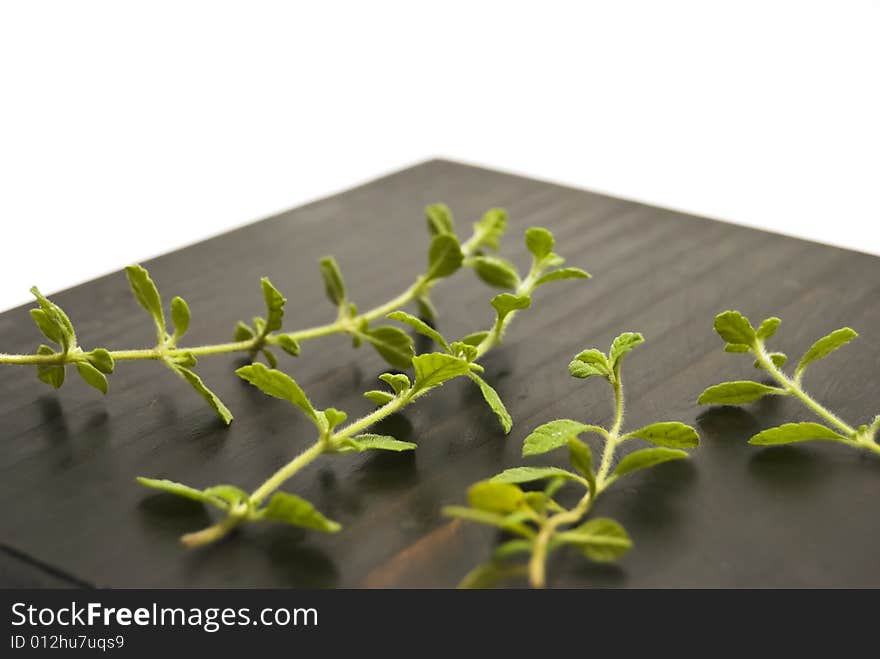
[{"xmin": 2, "ymin": 160, "xmax": 879, "ymax": 588}]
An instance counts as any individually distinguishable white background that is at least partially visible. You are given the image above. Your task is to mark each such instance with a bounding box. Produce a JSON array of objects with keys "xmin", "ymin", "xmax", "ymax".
[{"xmin": 1, "ymin": 1, "xmax": 878, "ymax": 312}]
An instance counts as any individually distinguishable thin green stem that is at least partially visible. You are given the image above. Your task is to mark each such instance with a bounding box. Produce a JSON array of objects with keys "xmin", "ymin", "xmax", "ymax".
[
  {"xmin": 474, "ymin": 266, "xmax": 541, "ymax": 361},
  {"xmin": 1, "ymin": 226, "xmax": 492, "ymax": 369},
  {"xmin": 182, "ymin": 381, "xmax": 426, "ymax": 547},
  {"xmin": 249, "ymin": 440, "xmax": 329, "ymax": 506},
  {"xmin": 529, "ymin": 374, "xmax": 626, "ymax": 587},
  {"xmin": 754, "ymin": 343, "xmax": 856, "ymax": 437},
  {"xmin": 180, "ymin": 506, "xmax": 248, "ymax": 548},
  {"xmin": 249, "ymin": 393, "xmax": 411, "ymax": 507}
]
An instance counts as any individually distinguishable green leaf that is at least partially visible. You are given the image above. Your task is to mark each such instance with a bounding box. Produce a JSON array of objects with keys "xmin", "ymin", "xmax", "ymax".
[
  {"xmin": 523, "ymin": 491, "xmax": 551, "ymax": 514},
  {"xmin": 756, "ymin": 317, "xmax": 781, "ymax": 341},
  {"xmin": 534, "ymin": 267, "xmax": 591, "ymax": 287},
  {"xmin": 624, "ymin": 422, "xmax": 700, "ymax": 448},
  {"xmin": 524, "ymin": 227, "xmax": 554, "ymax": 259},
  {"xmin": 460, "ymin": 331, "xmax": 489, "ymax": 347},
  {"xmin": 171, "ymin": 296, "xmax": 191, "ymax": 338},
  {"xmin": 234, "ymin": 321, "xmax": 255, "ymax": 341},
  {"xmin": 387, "ymin": 310, "xmax": 449, "ymax": 351},
  {"xmin": 613, "ymin": 448, "xmax": 688, "ymax": 478},
  {"xmin": 568, "ymin": 438, "xmax": 594, "ymax": 480},
  {"xmin": 491, "ymin": 466, "xmax": 582, "ymax": 485},
  {"xmin": 258, "ymin": 492, "xmax": 341, "ymax": 533},
  {"xmin": 235, "ymin": 362, "xmax": 317, "ymax": 426},
  {"xmin": 442, "ymin": 506, "xmax": 532, "ymax": 537},
  {"xmin": 609, "ymin": 332, "xmax": 644, "ymax": 369},
  {"xmin": 124, "ymin": 265, "xmax": 165, "ymax": 335},
  {"xmin": 471, "ymin": 256, "xmax": 520, "ymax": 290},
  {"xmin": 135, "ymin": 477, "xmax": 224, "ymax": 508},
  {"xmin": 426, "ymin": 233, "xmax": 464, "ymax": 280},
  {"xmin": 560, "ymin": 518, "xmax": 632, "ymax": 562},
  {"xmin": 203, "ymin": 485, "xmax": 250, "ymax": 508},
  {"xmin": 346, "ymin": 434, "xmax": 417, "ymax": 452},
  {"xmin": 412, "ymin": 352, "xmax": 471, "ymax": 390},
  {"xmin": 522, "ymin": 419, "xmax": 592, "ymax": 456},
  {"xmin": 364, "ymin": 390, "xmax": 395, "ymax": 405},
  {"xmin": 29, "ymin": 288, "xmax": 76, "ymax": 351},
  {"xmin": 322, "ymin": 407, "xmax": 348, "ymax": 430},
  {"xmin": 36, "ymin": 347, "xmax": 65, "ymax": 389},
  {"xmin": 724, "ymin": 343, "xmax": 751, "ymax": 353},
  {"xmin": 468, "ymin": 481, "xmax": 525, "ymax": 514},
  {"xmin": 755, "ymin": 352, "xmax": 787, "ymax": 369},
  {"xmin": 492, "ymin": 539, "xmax": 533, "ymax": 561},
  {"xmin": 416, "ymin": 294, "xmax": 437, "ymax": 323},
  {"xmin": 568, "ymin": 348, "xmax": 612, "ymax": 380},
  {"xmin": 172, "ymin": 365, "xmax": 233, "ymax": 425},
  {"xmin": 472, "ymin": 208, "xmax": 507, "ymax": 251},
  {"xmin": 173, "ymin": 351, "xmax": 197, "ymax": 368},
  {"xmin": 275, "ymin": 334, "xmax": 301, "ymax": 356},
  {"xmin": 749, "ymin": 422, "xmax": 850, "ymax": 446},
  {"xmin": 85, "ymin": 348, "xmax": 114, "ymax": 374},
  {"xmin": 568, "ymin": 361, "xmax": 608, "ymax": 380},
  {"xmin": 713, "ymin": 310, "xmax": 756, "ymax": 346},
  {"xmin": 262, "ymin": 348, "xmax": 278, "ymax": 368},
  {"xmin": 450, "ymin": 341, "xmax": 478, "ymax": 362},
  {"xmin": 363, "ymin": 325, "xmax": 415, "ymax": 369},
  {"xmin": 379, "ymin": 372, "xmax": 410, "ymax": 394},
  {"xmin": 30, "ymin": 308, "xmax": 63, "ymax": 345},
  {"xmin": 458, "ymin": 562, "xmax": 527, "ymax": 589},
  {"xmin": 318, "ymin": 256, "xmax": 346, "ymax": 306},
  {"xmin": 795, "ymin": 327, "xmax": 858, "ymax": 377},
  {"xmin": 425, "ymin": 203, "xmax": 455, "ymax": 236},
  {"xmin": 76, "ymin": 361, "xmax": 108, "ymax": 394},
  {"xmin": 698, "ymin": 381, "xmax": 787, "ymax": 405},
  {"xmin": 491, "ymin": 293, "xmax": 531, "ymax": 324},
  {"xmin": 260, "ymin": 278, "xmax": 286, "ymax": 332},
  {"xmin": 468, "ymin": 372, "xmax": 512, "ymax": 433}
]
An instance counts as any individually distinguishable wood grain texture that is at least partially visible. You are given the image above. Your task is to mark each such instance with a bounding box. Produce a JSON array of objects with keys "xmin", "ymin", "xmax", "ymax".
[{"xmin": 1, "ymin": 159, "xmax": 878, "ymax": 588}]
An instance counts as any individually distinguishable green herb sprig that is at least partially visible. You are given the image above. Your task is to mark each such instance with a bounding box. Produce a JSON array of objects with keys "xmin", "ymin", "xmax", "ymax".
[
  {"xmin": 0, "ymin": 205, "xmax": 510, "ymax": 425},
  {"xmin": 698, "ymin": 311, "xmax": 879, "ymax": 455},
  {"xmin": 137, "ymin": 226, "xmax": 590, "ymax": 547},
  {"xmin": 445, "ymin": 333, "xmax": 700, "ymax": 588}
]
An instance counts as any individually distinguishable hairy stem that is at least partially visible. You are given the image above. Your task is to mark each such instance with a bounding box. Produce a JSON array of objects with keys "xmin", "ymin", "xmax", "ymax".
[
  {"xmin": 182, "ymin": 387, "xmax": 423, "ymax": 547},
  {"xmin": 529, "ymin": 373, "xmax": 626, "ymax": 587},
  {"xmin": 474, "ymin": 267, "xmax": 541, "ymax": 360},
  {"xmin": 754, "ymin": 343, "xmax": 856, "ymax": 437},
  {"xmin": 250, "ymin": 394, "xmax": 410, "ymax": 506},
  {"xmin": 0, "ymin": 227, "xmax": 490, "ymax": 368}
]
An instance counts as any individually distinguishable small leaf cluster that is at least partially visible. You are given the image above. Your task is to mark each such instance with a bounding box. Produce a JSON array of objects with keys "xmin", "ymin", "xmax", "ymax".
[
  {"xmin": 29, "ymin": 287, "xmax": 114, "ymax": 392},
  {"xmin": 125, "ymin": 265, "xmax": 237, "ymax": 423},
  {"xmin": 469, "ymin": 226, "xmax": 589, "ymax": 293},
  {"xmin": 233, "ymin": 278, "xmax": 301, "ymax": 367},
  {"xmin": 699, "ymin": 311, "xmax": 878, "ymax": 451},
  {"xmin": 445, "ymin": 333, "xmax": 699, "ymax": 588}
]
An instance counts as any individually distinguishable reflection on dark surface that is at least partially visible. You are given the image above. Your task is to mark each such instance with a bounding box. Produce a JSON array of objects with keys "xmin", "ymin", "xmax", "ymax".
[
  {"xmin": 748, "ymin": 446, "xmax": 826, "ymax": 490},
  {"xmin": 137, "ymin": 493, "xmax": 215, "ymax": 538},
  {"xmin": 37, "ymin": 397, "xmax": 70, "ymax": 442},
  {"xmin": 565, "ymin": 555, "xmax": 626, "ymax": 588},
  {"xmin": 139, "ymin": 494, "xmax": 339, "ymax": 587},
  {"xmin": 603, "ymin": 460, "xmax": 696, "ymax": 541},
  {"xmin": 258, "ymin": 527, "xmax": 339, "ymax": 588},
  {"xmin": 356, "ymin": 450, "xmax": 418, "ymax": 491},
  {"xmin": 696, "ymin": 406, "xmax": 760, "ymax": 451}
]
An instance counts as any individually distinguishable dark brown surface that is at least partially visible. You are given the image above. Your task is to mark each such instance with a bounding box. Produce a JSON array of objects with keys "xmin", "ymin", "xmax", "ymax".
[{"xmin": 1, "ymin": 159, "xmax": 879, "ymax": 588}]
